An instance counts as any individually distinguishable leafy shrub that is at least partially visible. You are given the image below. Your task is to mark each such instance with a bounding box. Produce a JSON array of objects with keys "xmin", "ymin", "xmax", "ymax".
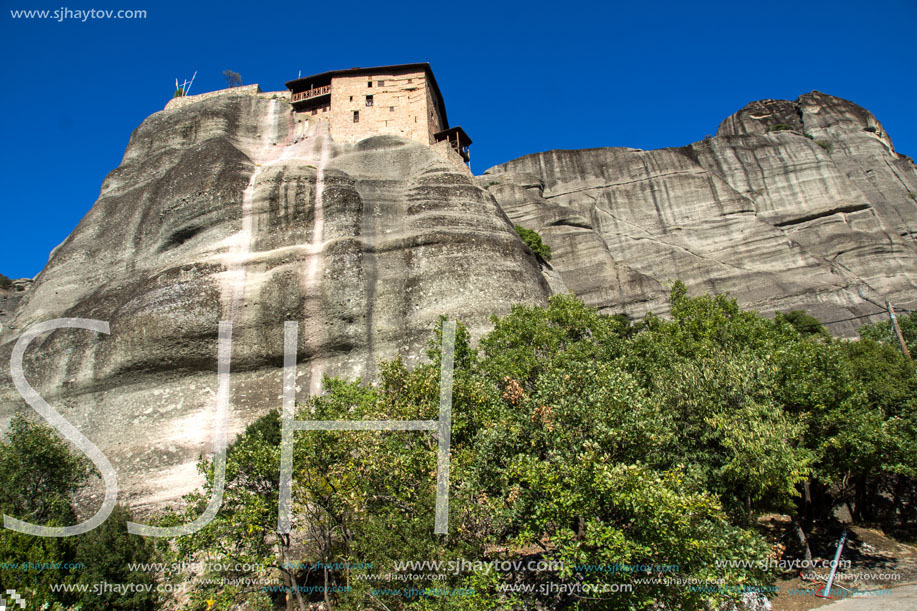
[
  {"xmin": 513, "ymin": 224, "xmax": 552, "ymax": 262},
  {"xmin": 0, "ymin": 273, "xmax": 11, "ymax": 289},
  {"xmin": 768, "ymin": 123, "xmax": 792, "ymax": 132},
  {"xmin": 815, "ymin": 140, "xmax": 834, "ymax": 153}
]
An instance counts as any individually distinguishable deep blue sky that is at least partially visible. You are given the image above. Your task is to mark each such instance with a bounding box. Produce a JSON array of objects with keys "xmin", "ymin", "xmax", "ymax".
[{"xmin": 2, "ymin": 0, "xmax": 915, "ymax": 279}]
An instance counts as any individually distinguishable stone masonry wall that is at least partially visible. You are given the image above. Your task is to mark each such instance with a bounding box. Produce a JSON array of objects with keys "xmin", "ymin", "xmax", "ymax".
[
  {"xmin": 425, "ymin": 78, "xmax": 445, "ymax": 142},
  {"xmin": 326, "ymin": 71, "xmax": 442, "ymax": 144}
]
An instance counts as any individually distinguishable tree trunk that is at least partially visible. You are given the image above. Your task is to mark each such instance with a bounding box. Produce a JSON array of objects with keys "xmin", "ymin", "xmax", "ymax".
[
  {"xmin": 277, "ymin": 538, "xmax": 307, "ymax": 611},
  {"xmin": 290, "ymin": 569, "xmax": 308, "ymax": 611},
  {"xmin": 810, "ymin": 479, "xmax": 832, "ymax": 523},
  {"xmin": 282, "ymin": 569, "xmax": 294, "ymax": 611},
  {"xmin": 801, "ymin": 481, "xmax": 813, "ymax": 524},
  {"xmin": 792, "ymin": 517, "xmax": 813, "ymax": 564},
  {"xmin": 866, "ymin": 479, "xmax": 880, "ymax": 522},
  {"xmin": 853, "ymin": 476, "xmax": 866, "ymax": 522}
]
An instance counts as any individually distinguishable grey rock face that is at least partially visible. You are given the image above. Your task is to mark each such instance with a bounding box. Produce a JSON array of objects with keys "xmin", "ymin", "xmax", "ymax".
[
  {"xmin": 0, "ymin": 94, "xmax": 549, "ymax": 511},
  {"xmin": 0, "ymin": 278, "xmax": 32, "ymax": 329},
  {"xmin": 484, "ymin": 92, "xmax": 917, "ymax": 335}
]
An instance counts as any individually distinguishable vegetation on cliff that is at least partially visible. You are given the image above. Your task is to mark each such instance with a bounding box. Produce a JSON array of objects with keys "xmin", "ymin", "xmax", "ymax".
[{"xmin": 513, "ymin": 225, "xmax": 552, "ymax": 263}]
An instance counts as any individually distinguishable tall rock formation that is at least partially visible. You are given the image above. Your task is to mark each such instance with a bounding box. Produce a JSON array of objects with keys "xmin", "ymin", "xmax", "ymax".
[
  {"xmin": 483, "ymin": 91, "xmax": 917, "ymax": 335},
  {"xmin": 0, "ymin": 88, "xmax": 914, "ymax": 511},
  {"xmin": 0, "ymin": 89, "xmax": 549, "ymax": 511}
]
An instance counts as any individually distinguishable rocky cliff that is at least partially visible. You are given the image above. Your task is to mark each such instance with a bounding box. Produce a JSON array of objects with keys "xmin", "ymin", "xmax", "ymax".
[
  {"xmin": 482, "ymin": 92, "xmax": 917, "ymax": 334},
  {"xmin": 0, "ymin": 89, "xmax": 914, "ymax": 511},
  {"xmin": 0, "ymin": 277, "xmax": 31, "ymax": 330}
]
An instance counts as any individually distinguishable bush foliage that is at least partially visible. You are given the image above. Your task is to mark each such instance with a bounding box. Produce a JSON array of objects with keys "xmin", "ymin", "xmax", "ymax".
[
  {"xmin": 513, "ymin": 224, "xmax": 552, "ymax": 262},
  {"xmin": 163, "ymin": 284, "xmax": 916, "ymax": 609},
  {"xmin": 0, "ymin": 417, "xmax": 160, "ymax": 610},
  {"xmin": 4, "ymin": 285, "xmax": 915, "ymax": 610}
]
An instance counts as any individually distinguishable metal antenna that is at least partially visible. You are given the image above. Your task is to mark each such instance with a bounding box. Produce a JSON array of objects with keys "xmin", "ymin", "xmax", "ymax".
[{"xmin": 184, "ymin": 70, "xmax": 197, "ymax": 95}]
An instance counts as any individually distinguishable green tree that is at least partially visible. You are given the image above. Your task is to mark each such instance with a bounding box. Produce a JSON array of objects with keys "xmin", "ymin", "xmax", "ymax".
[
  {"xmin": 513, "ymin": 225, "xmax": 552, "ymax": 262},
  {"xmin": 73, "ymin": 505, "xmax": 160, "ymax": 611},
  {"xmin": 817, "ymin": 339, "xmax": 917, "ymax": 522},
  {"xmin": 0, "ymin": 416, "xmax": 87, "ymax": 607},
  {"xmin": 222, "ymin": 69, "xmax": 242, "ymax": 88},
  {"xmin": 164, "ymin": 411, "xmax": 281, "ymax": 610},
  {"xmin": 0, "ymin": 416, "xmax": 162, "ymax": 610},
  {"xmin": 0, "ymin": 416, "xmax": 89, "ymax": 523},
  {"xmin": 615, "ymin": 284, "xmax": 813, "ymax": 520}
]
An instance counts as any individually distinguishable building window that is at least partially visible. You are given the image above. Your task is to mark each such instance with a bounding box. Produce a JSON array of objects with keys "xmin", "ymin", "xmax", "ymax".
[
  {"xmin": 389, "ymin": 106, "xmax": 394, "ymax": 112},
  {"xmin": 349, "ymin": 96, "xmax": 353, "ymax": 101},
  {"xmin": 407, "ymin": 78, "xmax": 412, "ymax": 83},
  {"xmin": 367, "ymin": 81, "xmax": 372, "ymax": 87},
  {"xmin": 366, "ymin": 95, "xmax": 373, "ymax": 107},
  {"xmin": 353, "ymin": 110, "xmax": 359, "ymax": 123},
  {"xmin": 378, "ymin": 80, "xmax": 384, "ymax": 87}
]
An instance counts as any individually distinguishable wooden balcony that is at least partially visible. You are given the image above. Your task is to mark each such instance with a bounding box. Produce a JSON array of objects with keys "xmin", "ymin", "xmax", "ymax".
[
  {"xmin": 291, "ymin": 85, "xmax": 331, "ymax": 104},
  {"xmin": 434, "ymin": 126, "xmax": 472, "ymax": 163}
]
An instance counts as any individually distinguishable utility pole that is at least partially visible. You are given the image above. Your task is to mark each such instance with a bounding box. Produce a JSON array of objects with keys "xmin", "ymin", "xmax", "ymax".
[
  {"xmin": 821, "ymin": 527, "xmax": 848, "ymax": 599},
  {"xmin": 886, "ymin": 301, "xmax": 911, "ymax": 359}
]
